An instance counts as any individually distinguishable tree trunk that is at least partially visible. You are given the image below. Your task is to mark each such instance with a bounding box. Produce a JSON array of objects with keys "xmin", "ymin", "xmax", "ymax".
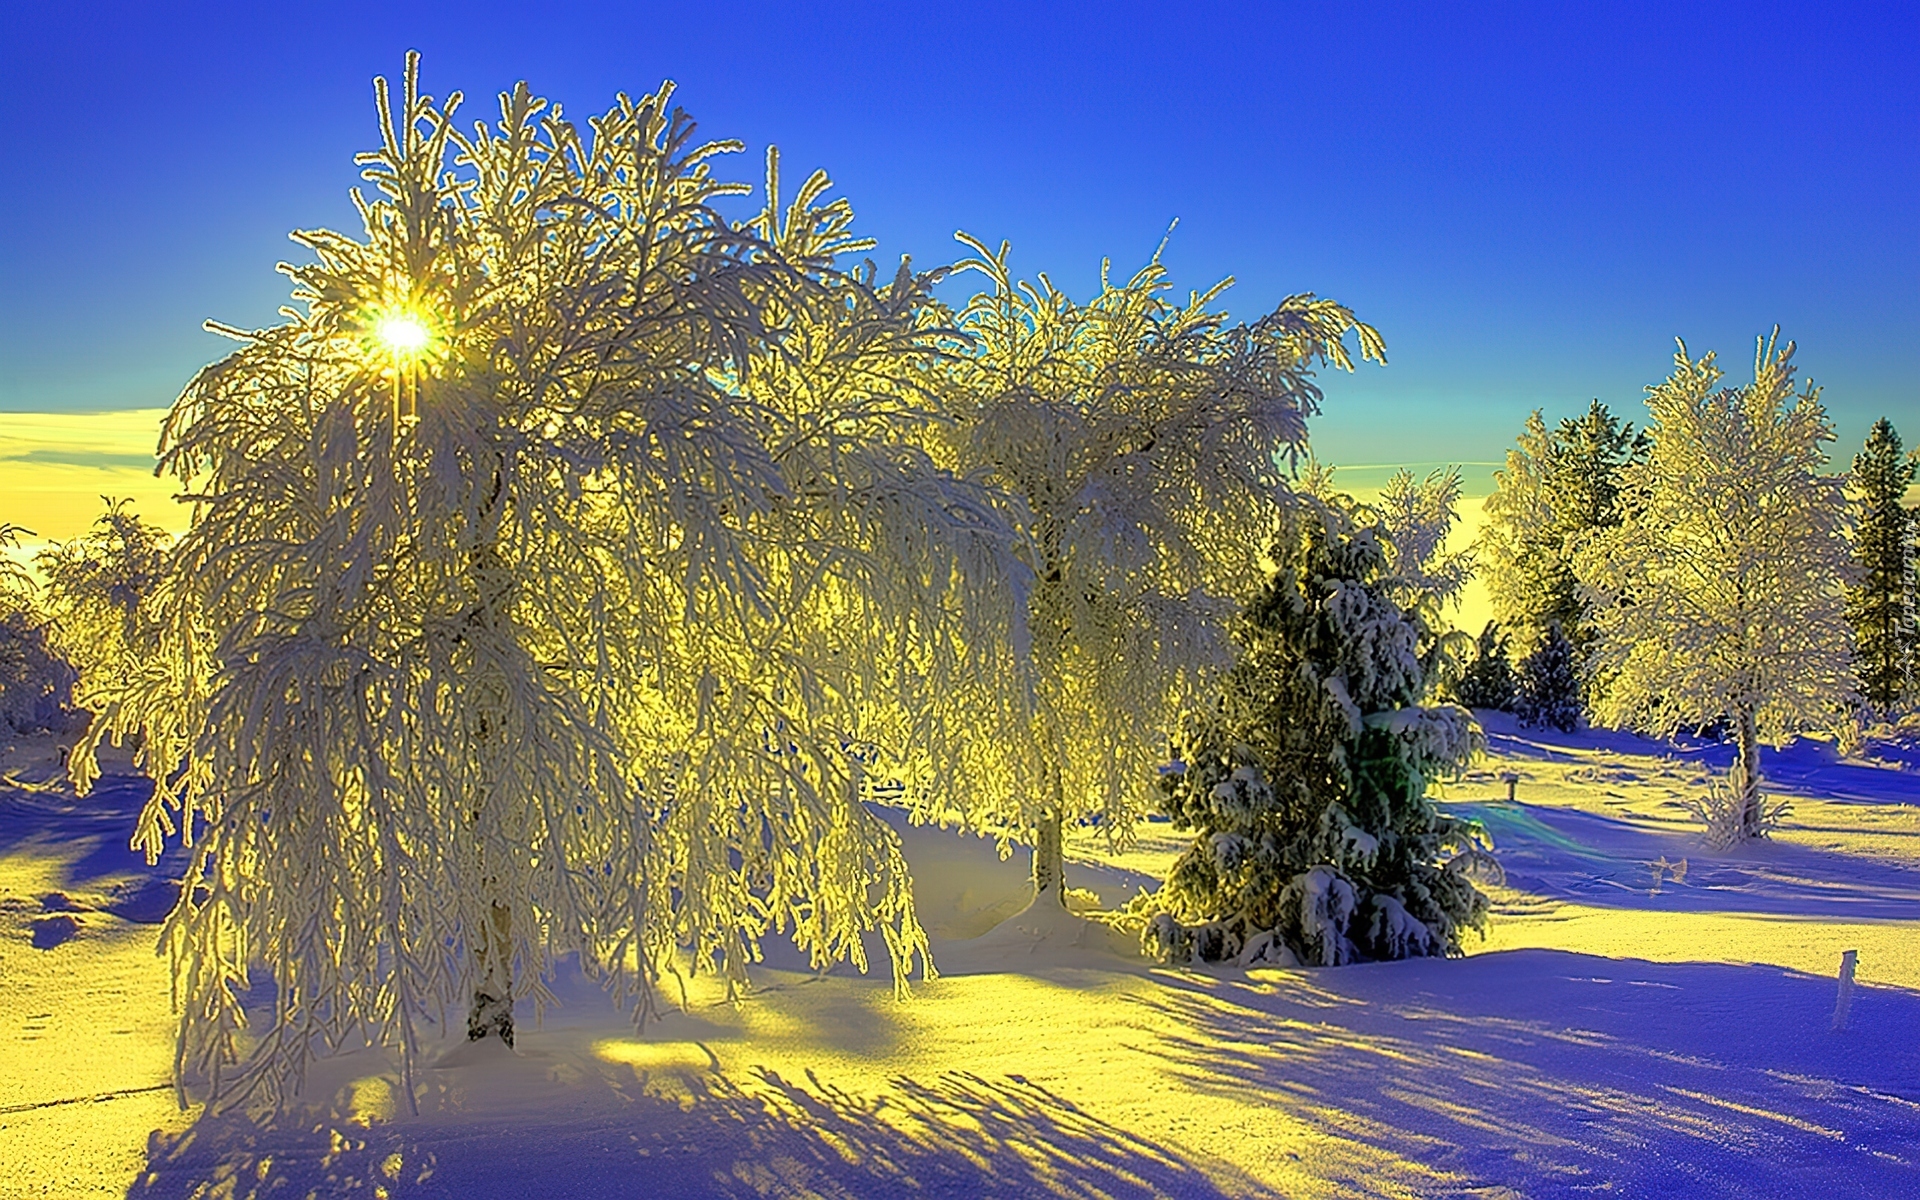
[
  {"xmin": 467, "ymin": 898, "xmax": 514, "ymax": 1045},
  {"xmin": 1031, "ymin": 762, "xmax": 1066, "ymax": 908},
  {"xmin": 465, "ymin": 465, "xmax": 515, "ymax": 1046},
  {"xmin": 1733, "ymin": 705, "xmax": 1762, "ymax": 840}
]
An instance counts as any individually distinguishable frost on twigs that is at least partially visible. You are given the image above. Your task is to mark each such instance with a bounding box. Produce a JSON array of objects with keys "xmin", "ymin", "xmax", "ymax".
[
  {"xmin": 1142, "ymin": 495, "xmax": 1491, "ymax": 970},
  {"xmin": 1579, "ymin": 331, "xmax": 1854, "ymax": 844},
  {"xmin": 72, "ymin": 55, "xmax": 1032, "ymax": 1112},
  {"xmin": 929, "ymin": 233, "xmax": 1384, "ymax": 904}
]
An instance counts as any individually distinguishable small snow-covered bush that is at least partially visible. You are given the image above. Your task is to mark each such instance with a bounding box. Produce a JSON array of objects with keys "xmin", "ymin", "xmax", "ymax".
[
  {"xmin": 0, "ymin": 525, "xmax": 76, "ymax": 736},
  {"xmin": 1683, "ymin": 762, "xmax": 1791, "ymax": 849},
  {"xmin": 0, "ymin": 608, "xmax": 76, "ymax": 735},
  {"xmin": 35, "ymin": 497, "xmax": 170, "ymax": 712}
]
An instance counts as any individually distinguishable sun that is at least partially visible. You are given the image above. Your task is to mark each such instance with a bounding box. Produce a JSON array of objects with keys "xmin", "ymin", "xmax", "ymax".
[{"xmin": 374, "ymin": 312, "xmax": 432, "ymax": 357}]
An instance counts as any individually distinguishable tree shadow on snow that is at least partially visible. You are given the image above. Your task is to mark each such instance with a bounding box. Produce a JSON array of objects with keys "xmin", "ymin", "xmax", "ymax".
[
  {"xmin": 1455, "ymin": 800, "xmax": 1920, "ymax": 919},
  {"xmin": 0, "ymin": 772, "xmax": 182, "ymax": 922},
  {"xmin": 124, "ymin": 1066, "xmax": 1243, "ymax": 1200},
  {"xmin": 1137, "ymin": 948, "xmax": 1920, "ymax": 1199}
]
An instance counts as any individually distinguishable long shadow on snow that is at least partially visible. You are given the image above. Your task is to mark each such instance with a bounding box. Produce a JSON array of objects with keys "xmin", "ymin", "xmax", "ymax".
[
  {"xmin": 125, "ymin": 1066, "xmax": 1240, "ymax": 1200},
  {"xmin": 1454, "ymin": 800, "xmax": 1920, "ymax": 919},
  {"xmin": 1138, "ymin": 948, "xmax": 1920, "ymax": 1199},
  {"xmin": 0, "ymin": 771, "xmax": 181, "ymax": 922}
]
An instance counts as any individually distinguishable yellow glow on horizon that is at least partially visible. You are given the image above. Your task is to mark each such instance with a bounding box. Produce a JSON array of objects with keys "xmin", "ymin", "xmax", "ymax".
[{"xmin": 0, "ymin": 409, "xmax": 181, "ymax": 547}]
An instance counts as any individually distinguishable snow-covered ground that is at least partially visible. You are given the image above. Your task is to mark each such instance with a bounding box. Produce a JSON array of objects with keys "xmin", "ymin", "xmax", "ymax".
[{"xmin": 3, "ymin": 715, "xmax": 1917, "ymax": 1198}]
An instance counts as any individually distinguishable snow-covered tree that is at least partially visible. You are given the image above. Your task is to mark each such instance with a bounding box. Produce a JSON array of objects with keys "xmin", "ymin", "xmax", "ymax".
[
  {"xmin": 1579, "ymin": 333, "xmax": 1855, "ymax": 839},
  {"xmin": 1847, "ymin": 418, "xmax": 1917, "ymax": 712},
  {"xmin": 75, "ymin": 58, "xmax": 1028, "ymax": 1108},
  {"xmin": 36, "ymin": 497, "xmax": 170, "ymax": 711},
  {"xmin": 1479, "ymin": 402, "xmax": 1645, "ymax": 669},
  {"xmin": 934, "ymin": 236, "xmax": 1384, "ymax": 906},
  {"xmin": 1373, "ymin": 465, "xmax": 1475, "ymax": 695},
  {"xmin": 1146, "ymin": 494, "xmax": 1488, "ymax": 967},
  {"xmin": 0, "ymin": 524, "xmax": 75, "ymax": 736},
  {"xmin": 1453, "ymin": 621, "xmax": 1516, "ymax": 712},
  {"xmin": 1479, "ymin": 411, "xmax": 1568, "ymax": 652},
  {"xmin": 1514, "ymin": 621, "xmax": 1580, "ymax": 733}
]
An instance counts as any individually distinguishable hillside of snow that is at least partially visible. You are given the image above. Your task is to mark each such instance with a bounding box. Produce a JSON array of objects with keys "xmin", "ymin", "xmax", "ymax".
[{"xmin": 2, "ymin": 715, "xmax": 1917, "ymax": 1198}]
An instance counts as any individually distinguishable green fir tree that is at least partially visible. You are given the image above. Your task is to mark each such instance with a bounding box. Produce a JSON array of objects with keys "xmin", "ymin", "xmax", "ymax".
[
  {"xmin": 1145, "ymin": 494, "xmax": 1489, "ymax": 968},
  {"xmin": 1515, "ymin": 621, "xmax": 1581, "ymax": 733},
  {"xmin": 1480, "ymin": 401, "xmax": 1646, "ymax": 679},
  {"xmin": 1847, "ymin": 418, "xmax": 1917, "ymax": 712},
  {"xmin": 1454, "ymin": 621, "xmax": 1517, "ymax": 711}
]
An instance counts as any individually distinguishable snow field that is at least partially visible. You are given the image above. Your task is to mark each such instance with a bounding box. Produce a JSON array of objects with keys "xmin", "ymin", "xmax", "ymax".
[{"xmin": 3, "ymin": 715, "xmax": 1919, "ymax": 1198}]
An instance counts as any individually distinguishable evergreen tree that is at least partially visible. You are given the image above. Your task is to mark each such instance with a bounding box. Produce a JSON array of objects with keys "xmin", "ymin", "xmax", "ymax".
[
  {"xmin": 1479, "ymin": 411, "xmax": 1570, "ymax": 653},
  {"xmin": 934, "ymin": 236, "xmax": 1384, "ymax": 908},
  {"xmin": 1580, "ymin": 332, "xmax": 1855, "ymax": 840},
  {"xmin": 1479, "ymin": 401, "xmax": 1645, "ymax": 673},
  {"xmin": 1145, "ymin": 494, "xmax": 1488, "ymax": 968},
  {"xmin": 1514, "ymin": 621, "xmax": 1580, "ymax": 732},
  {"xmin": 1547, "ymin": 404, "xmax": 1649, "ymax": 703},
  {"xmin": 1454, "ymin": 621, "xmax": 1516, "ymax": 711},
  {"xmin": 1847, "ymin": 418, "xmax": 1917, "ymax": 712},
  {"xmin": 1550, "ymin": 400, "xmax": 1650, "ymax": 544}
]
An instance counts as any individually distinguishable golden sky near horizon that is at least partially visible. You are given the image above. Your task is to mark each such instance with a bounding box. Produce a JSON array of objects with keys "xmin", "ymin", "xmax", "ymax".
[
  {"xmin": 0, "ymin": 409, "xmax": 182, "ymax": 542},
  {"xmin": 0, "ymin": 408, "xmax": 1496, "ymax": 630}
]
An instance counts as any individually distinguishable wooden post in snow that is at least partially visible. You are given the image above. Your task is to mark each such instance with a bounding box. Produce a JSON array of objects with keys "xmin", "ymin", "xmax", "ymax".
[
  {"xmin": 1832, "ymin": 949, "xmax": 1858, "ymax": 1032},
  {"xmin": 1501, "ymin": 772, "xmax": 1519, "ymax": 804}
]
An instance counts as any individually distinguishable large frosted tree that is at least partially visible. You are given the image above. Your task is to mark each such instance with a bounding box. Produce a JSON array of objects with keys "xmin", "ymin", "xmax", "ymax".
[
  {"xmin": 1578, "ymin": 333, "xmax": 1855, "ymax": 839},
  {"xmin": 75, "ymin": 58, "xmax": 1028, "ymax": 1109},
  {"xmin": 933, "ymin": 237, "xmax": 1384, "ymax": 906},
  {"xmin": 1847, "ymin": 418, "xmax": 1917, "ymax": 712}
]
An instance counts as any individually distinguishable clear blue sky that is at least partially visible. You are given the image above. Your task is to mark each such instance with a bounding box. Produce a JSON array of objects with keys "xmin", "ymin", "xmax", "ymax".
[{"xmin": 2, "ymin": 0, "xmax": 1913, "ymax": 473}]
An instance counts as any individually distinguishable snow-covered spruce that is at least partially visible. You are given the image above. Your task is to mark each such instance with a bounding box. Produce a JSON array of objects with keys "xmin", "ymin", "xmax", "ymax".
[
  {"xmin": 1143, "ymin": 494, "xmax": 1490, "ymax": 968},
  {"xmin": 1515, "ymin": 621, "xmax": 1581, "ymax": 733},
  {"xmin": 1453, "ymin": 620, "xmax": 1517, "ymax": 712}
]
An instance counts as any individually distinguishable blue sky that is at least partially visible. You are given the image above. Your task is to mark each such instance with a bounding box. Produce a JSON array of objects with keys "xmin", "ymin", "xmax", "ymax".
[{"xmin": 2, "ymin": 0, "xmax": 1914, "ymax": 474}]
